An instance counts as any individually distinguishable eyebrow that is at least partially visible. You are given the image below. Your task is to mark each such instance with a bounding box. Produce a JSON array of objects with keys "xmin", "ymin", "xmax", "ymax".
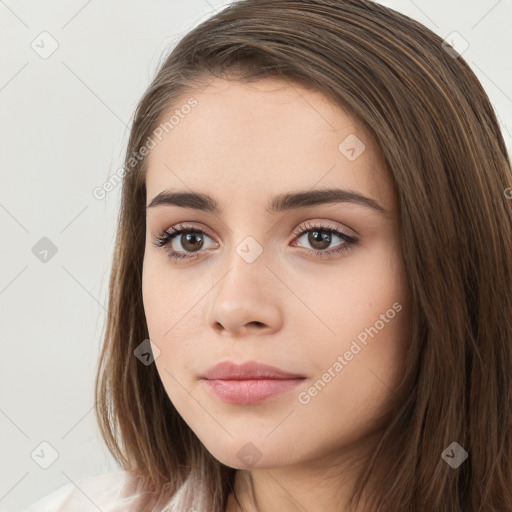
[{"xmin": 146, "ymin": 188, "xmax": 389, "ymax": 216}]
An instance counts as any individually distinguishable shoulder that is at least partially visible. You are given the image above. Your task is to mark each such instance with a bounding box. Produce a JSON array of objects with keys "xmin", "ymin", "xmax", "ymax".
[
  {"xmin": 23, "ymin": 469, "xmax": 210, "ymax": 512},
  {"xmin": 22, "ymin": 470, "xmax": 134, "ymax": 512}
]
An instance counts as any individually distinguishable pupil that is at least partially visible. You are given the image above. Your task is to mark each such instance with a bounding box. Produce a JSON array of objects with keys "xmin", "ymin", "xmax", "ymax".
[
  {"xmin": 183, "ymin": 232, "xmax": 203, "ymax": 251},
  {"xmin": 310, "ymin": 230, "xmax": 331, "ymax": 249}
]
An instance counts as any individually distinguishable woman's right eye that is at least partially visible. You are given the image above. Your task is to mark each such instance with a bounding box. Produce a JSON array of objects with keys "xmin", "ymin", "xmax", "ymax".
[{"xmin": 153, "ymin": 224, "xmax": 217, "ymax": 261}]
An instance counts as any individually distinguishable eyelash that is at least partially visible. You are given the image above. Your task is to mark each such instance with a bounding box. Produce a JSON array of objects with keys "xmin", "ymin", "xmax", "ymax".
[{"xmin": 152, "ymin": 221, "xmax": 358, "ymax": 262}]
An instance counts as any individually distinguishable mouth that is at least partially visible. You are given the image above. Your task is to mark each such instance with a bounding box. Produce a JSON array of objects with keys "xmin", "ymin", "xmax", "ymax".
[{"xmin": 201, "ymin": 360, "xmax": 306, "ymax": 404}]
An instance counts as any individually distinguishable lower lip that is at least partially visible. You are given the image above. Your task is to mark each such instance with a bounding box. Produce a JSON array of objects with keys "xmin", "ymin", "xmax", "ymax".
[{"xmin": 203, "ymin": 378, "xmax": 305, "ymax": 404}]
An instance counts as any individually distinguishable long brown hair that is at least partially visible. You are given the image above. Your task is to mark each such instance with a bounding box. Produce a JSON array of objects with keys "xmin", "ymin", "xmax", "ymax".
[{"xmin": 94, "ymin": 1, "xmax": 512, "ymax": 510}]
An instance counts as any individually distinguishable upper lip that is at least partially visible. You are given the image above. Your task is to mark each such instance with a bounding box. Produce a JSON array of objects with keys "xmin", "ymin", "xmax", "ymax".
[{"xmin": 202, "ymin": 361, "xmax": 305, "ymax": 380}]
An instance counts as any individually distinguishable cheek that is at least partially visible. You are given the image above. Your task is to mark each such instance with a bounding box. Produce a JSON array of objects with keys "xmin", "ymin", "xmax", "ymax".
[
  {"xmin": 307, "ymin": 243, "xmax": 407, "ymax": 328},
  {"xmin": 141, "ymin": 254, "xmax": 210, "ymax": 378},
  {"xmin": 142, "ymin": 256, "xmax": 166, "ymax": 337},
  {"xmin": 293, "ymin": 277, "xmax": 409, "ymax": 442},
  {"xmin": 142, "ymin": 253, "xmax": 194, "ymax": 334},
  {"xmin": 298, "ymin": 245, "xmax": 410, "ymax": 385}
]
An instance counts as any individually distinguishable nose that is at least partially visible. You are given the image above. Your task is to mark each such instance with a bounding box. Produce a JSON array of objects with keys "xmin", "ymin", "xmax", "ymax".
[{"xmin": 205, "ymin": 257, "xmax": 283, "ymax": 337}]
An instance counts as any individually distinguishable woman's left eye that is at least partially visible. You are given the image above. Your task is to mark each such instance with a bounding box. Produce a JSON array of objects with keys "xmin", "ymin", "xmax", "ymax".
[
  {"xmin": 291, "ymin": 221, "xmax": 357, "ymax": 257},
  {"xmin": 152, "ymin": 221, "xmax": 358, "ymax": 261}
]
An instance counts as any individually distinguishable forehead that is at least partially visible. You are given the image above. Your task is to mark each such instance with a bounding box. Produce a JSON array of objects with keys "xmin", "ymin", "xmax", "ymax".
[{"xmin": 144, "ymin": 77, "xmax": 395, "ymax": 215}]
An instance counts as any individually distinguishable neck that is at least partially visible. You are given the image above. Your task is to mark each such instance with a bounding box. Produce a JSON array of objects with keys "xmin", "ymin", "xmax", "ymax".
[{"xmin": 227, "ymin": 438, "xmax": 377, "ymax": 512}]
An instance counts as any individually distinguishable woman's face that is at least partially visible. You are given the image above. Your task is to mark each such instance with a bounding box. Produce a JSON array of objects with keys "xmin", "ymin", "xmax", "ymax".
[{"xmin": 142, "ymin": 77, "xmax": 411, "ymax": 471}]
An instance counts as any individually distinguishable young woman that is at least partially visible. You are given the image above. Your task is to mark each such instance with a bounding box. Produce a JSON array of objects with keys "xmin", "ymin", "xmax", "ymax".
[{"xmin": 25, "ymin": 0, "xmax": 512, "ymax": 511}]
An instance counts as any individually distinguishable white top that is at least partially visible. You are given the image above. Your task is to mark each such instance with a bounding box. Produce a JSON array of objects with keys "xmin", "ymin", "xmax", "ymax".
[{"xmin": 23, "ymin": 470, "xmax": 209, "ymax": 512}]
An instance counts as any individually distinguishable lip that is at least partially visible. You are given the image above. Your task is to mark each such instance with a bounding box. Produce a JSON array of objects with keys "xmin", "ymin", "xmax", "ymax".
[
  {"xmin": 201, "ymin": 360, "xmax": 305, "ymax": 380},
  {"xmin": 201, "ymin": 361, "xmax": 306, "ymax": 405},
  {"xmin": 203, "ymin": 378, "xmax": 305, "ymax": 404}
]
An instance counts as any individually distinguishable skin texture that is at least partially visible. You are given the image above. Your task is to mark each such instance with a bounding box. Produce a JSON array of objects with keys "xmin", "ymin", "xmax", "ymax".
[{"xmin": 142, "ymin": 78, "xmax": 412, "ymax": 512}]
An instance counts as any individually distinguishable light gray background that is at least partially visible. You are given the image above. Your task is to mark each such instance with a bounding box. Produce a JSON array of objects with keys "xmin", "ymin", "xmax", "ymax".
[{"xmin": 1, "ymin": 1, "xmax": 511, "ymax": 510}]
